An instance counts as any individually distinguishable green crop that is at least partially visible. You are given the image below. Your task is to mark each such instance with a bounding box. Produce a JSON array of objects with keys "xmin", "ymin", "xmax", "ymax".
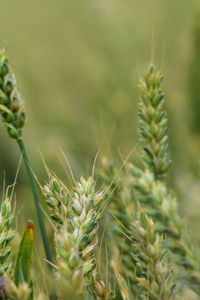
[{"xmin": 0, "ymin": 50, "xmax": 199, "ymax": 300}]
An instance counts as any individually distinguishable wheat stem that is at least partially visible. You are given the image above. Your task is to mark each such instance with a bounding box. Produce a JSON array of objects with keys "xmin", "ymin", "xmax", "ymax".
[
  {"xmin": 17, "ymin": 137, "xmax": 52, "ymax": 265},
  {"xmin": 0, "ymin": 49, "xmax": 52, "ymax": 265}
]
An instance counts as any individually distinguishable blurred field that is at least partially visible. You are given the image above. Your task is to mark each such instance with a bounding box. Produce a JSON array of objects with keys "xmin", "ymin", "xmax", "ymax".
[{"xmin": 0, "ymin": 0, "xmax": 200, "ymax": 251}]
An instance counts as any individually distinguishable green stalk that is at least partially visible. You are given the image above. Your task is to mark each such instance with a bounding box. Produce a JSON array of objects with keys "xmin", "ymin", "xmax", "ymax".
[
  {"xmin": 17, "ymin": 136, "xmax": 52, "ymax": 264},
  {"xmin": 0, "ymin": 50, "xmax": 52, "ymax": 265}
]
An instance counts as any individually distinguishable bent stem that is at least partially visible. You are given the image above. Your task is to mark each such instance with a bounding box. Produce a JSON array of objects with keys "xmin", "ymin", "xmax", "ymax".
[{"xmin": 17, "ymin": 135, "xmax": 52, "ymax": 265}]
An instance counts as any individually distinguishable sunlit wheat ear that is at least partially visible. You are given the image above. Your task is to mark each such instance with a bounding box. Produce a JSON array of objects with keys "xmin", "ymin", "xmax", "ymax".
[
  {"xmin": 138, "ymin": 65, "xmax": 171, "ymax": 180},
  {"xmin": 0, "ymin": 49, "xmax": 25, "ymax": 139},
  {"xmin": 42, "ymin": 173, "xmax": 114, "ymax": 298},
  {"xmin": 58, "ymin": 176, "xmax": 113, "ymax": 299}
]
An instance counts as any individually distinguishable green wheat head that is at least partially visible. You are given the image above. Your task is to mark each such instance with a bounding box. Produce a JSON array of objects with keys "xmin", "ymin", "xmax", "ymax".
[
  {"xmin": 0, "ymin": 50, "xmax": 25, "ymax": 140},
  {"xmin": 138, "ymin": 65, "xmax": 170, "ymax": 180},
  {"xmin": 131, "ymin": 65, "xmax": 200, "ymax": 295},
  {"xmin": 0, "ymin": 48, "xmax": 52, "ymax": 266}
]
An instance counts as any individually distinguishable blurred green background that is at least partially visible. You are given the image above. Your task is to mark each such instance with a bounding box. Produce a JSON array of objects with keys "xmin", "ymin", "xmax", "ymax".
[{"xmin": 0, "ymin": 0, "xmax": 200, "ymax": 251}]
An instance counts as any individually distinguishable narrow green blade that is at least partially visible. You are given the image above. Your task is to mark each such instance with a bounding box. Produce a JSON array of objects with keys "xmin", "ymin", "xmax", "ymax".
[{"xmin": 14, "ymin": 220, "xmax": 34, "ymax": 287}]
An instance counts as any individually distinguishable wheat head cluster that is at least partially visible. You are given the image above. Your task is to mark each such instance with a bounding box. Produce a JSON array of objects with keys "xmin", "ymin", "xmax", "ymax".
[{"xmin": 0, "ymin": 50, "xmax": 199, "ymax": 300}]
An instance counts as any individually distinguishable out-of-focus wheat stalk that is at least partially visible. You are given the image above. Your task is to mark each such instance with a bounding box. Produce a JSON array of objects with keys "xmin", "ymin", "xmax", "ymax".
[
  {"xmin": 100, "ymin": 159, "xmax": 136, "ymax": 299},
  {"xmin": 0, "ymin": 50, "xmax": 52, "ymax": 264},
  {"xmin": 100, "ymin": 158, "xmax": 177, "ymax": 300}
]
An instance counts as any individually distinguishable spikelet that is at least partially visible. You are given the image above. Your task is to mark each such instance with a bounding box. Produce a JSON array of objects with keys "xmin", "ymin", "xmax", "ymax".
[
  {"xmin": 0, "ymin": 50, "xmax": 25, "ymax": 140},
  {"xmin": 42, "ymin": 173, "xmax": 71, "ymax": 226},
  {"xmin": 5, "ymin": 276, "xmax": 32, "ymax": 300}
]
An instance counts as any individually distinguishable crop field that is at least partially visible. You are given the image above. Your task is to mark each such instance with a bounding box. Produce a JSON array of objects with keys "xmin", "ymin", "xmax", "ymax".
[{"xmin": 0, "ymin": 0, "xmax": 200, "ymax": 299}]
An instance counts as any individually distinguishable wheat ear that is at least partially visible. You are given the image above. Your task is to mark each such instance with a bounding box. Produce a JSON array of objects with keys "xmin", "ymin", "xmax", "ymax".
[{"xmin": 131, "ymin": 65, "xmax": 200, "ymax": 294}]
